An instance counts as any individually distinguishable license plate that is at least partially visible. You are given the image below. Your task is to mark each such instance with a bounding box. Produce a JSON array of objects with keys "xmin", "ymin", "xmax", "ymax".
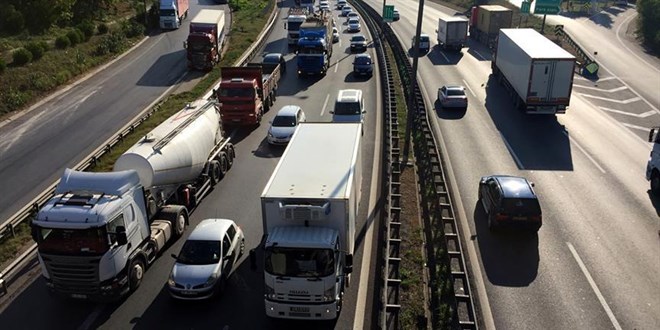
[
  {"xmin": 232, "ymin": 119, "xmax": 240, "ymax": 122},
  {"xmin": 513, "ymin": 216, "xmax": 527, "ymax": 221},
  {"xmin": 181, "ymin": 290, "xmax": 195, "ymax": 295},
  {"xmin": 290, "ymin": 306, "xmax": 309, "ymax": 313},
  {"xmin": 71, "ymin": 294, "xmax": 87, "ymax": 299}
]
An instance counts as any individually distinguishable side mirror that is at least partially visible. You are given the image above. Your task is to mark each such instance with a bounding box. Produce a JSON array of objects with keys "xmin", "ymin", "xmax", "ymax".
[
  {"xmin": 268, "ymin": 120, "xmax": 273, "ymax": 124},
  {"xmin": 31, "ymin": 225, "xmax": 39, "ymax": 242},
  {"xmin": 249, "ymin": 249, "xmax": 257, "ymax": 271},
  {"xmin": 362, "ymin": 110, "xmax": 366, "ymax": 114},
  {"xmin": 116, "ymin": 226, "xmax": 128, "ymax": 246},
  {"xmin": 183, "ymin": 40, "xmax": 187, "ymax": 49},
  {"xmin": 435, "ymin": 29, "xmax": 438, "ymax": 33},
  {"xmin": 344, "ymin": 254, "xmax": 353, "ymax": 274},
  {"xmin": 329, "ymin": 110, "xmax": 334, "ymax": 114},
  {"xmin": 171, "ymin": 253, "xmax": 178, "ymax": 259}
]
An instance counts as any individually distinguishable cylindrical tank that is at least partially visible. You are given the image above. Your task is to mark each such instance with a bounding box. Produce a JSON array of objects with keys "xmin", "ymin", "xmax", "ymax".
[{"xmin": 114, "ymin": 100, "xmax": 221, "ymax": 188}]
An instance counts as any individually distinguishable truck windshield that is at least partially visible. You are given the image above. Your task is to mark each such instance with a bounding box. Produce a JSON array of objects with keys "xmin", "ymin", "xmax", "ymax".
[
  {"xmin": 176, "ymin": 240, "xmax": 222, "ymax": 265},
  {"xmin": 189, "ymin": 40, "xmax": 211, "ymax": 52},
  {"xmin": 160, "ymin": 9, "xmax": 176, "ymax": 17},
  {"xmin": 288, "ymin": 22, "xmax": 304, "ymax": 31},
  {"xmin": 219, "ymin": 88, "xmax": 255, "ymax": 98},
  {"xmin": 334, "ymin": 102, "xmax": 361, "ymax": 115},
  {"xmin": 298, "ymin": 45, "xmax": 324, "ymax": 54},
  {"xmin": 265, "ymin": 247, "xmax": 335, "ymax": 277},
  {"xmin": 36, "ymin": 226, "xmax": 109, "ymax": 256}
]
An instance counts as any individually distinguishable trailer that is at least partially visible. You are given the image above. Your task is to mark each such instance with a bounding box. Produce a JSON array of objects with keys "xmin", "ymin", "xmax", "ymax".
[
  {"xmin": 436, "ymin": 13, "xmax": 469, "ymax": 51},
  {"xmin": 469, "ymin": 5, "xmax": 512, "ymax": 49},
  {"xmin": 186, "ymin": 9, "xmax": 226, "ymax": 71}
]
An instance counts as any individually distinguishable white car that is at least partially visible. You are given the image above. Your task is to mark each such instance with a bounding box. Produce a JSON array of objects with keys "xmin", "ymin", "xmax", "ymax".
[
  {"xmin": 337, "ymin": 0, "xmax": 347, "ymax": 9},
  {"xmin": 319, "ymin": 4, "xmax": 330, "ymax": 11},
  {"xmin": 347, "ymin": 18, "xmax": 361, "ymax": 32},
  {"xmin": 346, "ymin": 12, "xmax": 359, "ymax": 22},
  {"xmin": 437, "ymin": 85, "xmax": 468, "ymax": 109},
  {"xmin": 268, "ymin": 105, "xmax": 306, "ymax": 145},
  {"xmin": 332, "ymin": 26, "xmax": 340, "ymax": 43},
  {"xmin": 341, "ymin": 6, "xmax": 353, "ymax": 16},
  {"xmin": 167, "ymin": 219, "xmax": 245, "ymax": 300}
]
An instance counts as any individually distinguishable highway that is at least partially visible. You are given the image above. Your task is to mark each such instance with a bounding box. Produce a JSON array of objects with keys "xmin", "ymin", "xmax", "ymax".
[
  {"xmin": 0, "ymin": 1, "xmax": 230, "ymax": 225},
  {"xmin": 0, "ymin": 1, "xmax": 382, "ymax": 329},
  {"xmin": 362, "ymin": 0, "xmax": 659, "ymax": 329}
]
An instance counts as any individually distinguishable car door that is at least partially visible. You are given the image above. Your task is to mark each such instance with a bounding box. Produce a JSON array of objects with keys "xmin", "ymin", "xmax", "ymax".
[
  {"xmin": 221, "ymin": 234, "xmax": 234, "ymax": 277},
  {"xmin": 226, "ymin": 224, "xmax": 240, "ymax": 266}
]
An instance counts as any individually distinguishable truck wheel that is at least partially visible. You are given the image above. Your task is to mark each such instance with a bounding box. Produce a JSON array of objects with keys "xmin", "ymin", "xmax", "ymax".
[
  {"xmin": 209, "ymin": 160, "xmax": 221, "ymax": 186},
  {"xmin": 160, "ymin": 207, "xmax": 187, "ymax": 238},
  {"xmin": 226, "ymin": 144, "xmax": 235, "ymax": 168},
  {"xmin": 652, "ymin": 171, "xmax": 660, "ymax": 196},
  {"xmin": 219, "ymin": 152, "xmax": 229, "ymax": 179},
  {"xmin": 129, "ymin": 258, "xmax": 145, "ymax": 292},
  {"xmin": 272, "ymin": 90, "xmax": 277, "ymax": 102}
]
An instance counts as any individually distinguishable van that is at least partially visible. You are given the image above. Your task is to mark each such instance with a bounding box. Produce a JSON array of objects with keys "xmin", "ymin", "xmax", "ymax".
[{"xmin": 331, "ymin": 89, "xmax": 365, "ymax": 134}]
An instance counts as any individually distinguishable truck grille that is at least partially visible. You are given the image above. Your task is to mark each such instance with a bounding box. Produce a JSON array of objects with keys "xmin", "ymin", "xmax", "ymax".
[
  {"xmin": 274, "ymin": 292, "xmax": 323, "ymax": 302},
  {"xmin": 41, "ymin": 254, "xmax": 101, "ymax": 294},
  {"xmin": 192, "ymin": 54, "xmax": 207, "ymax": 69}
]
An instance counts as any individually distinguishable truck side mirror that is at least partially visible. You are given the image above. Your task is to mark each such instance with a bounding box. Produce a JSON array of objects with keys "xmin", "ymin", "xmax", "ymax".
[
  {"xmin": 249, "ymin": 249, "xmax": 257, "ymax": 271},
  {"xmin": 183, "ymin": 40, "xmax": 187, "ymax": 49},
  {"xmin": 649, "ymin": 128, "xmax": 657, "ymax": 143},
  {"xmin": 116, "ymin": 226, "xmax": 128, "ymax": 246},
  {"xmin": 171, "ymin": 253, "xmax": 178, "ymax": 259},
  {"xmin": 31, "ymin": 225, "xmax": 39, "ymax": 242},
  {"xmin": 344, "ymin": 254, "xmax": 353, "ymax": 274}
]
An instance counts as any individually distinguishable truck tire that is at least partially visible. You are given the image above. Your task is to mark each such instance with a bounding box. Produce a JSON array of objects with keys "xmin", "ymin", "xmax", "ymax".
[
  {"xmin": 225, "ymin": 144, "xmax": 235, "ymax": 168},
  {"xmin": 129, "ymin": 258, "xmax": 145, "ymax": 292},
  {"xmin": 209, "ymin": 160, "xmax": 221, "ymax": 186},
  {"xmin": 160, "ymin": 206, "xmax": 187, "ymax": 238},
  {"xmin": 219, "ymin": 152, "xmax": 229, "ymax": 179},
  {"xmin": 652, "ymin": 171, "xmax": 660, "ymax": 196}
]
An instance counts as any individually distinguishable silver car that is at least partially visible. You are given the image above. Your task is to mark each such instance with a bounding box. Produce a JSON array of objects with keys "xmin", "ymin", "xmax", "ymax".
[
  {"xmin": 437, "ymin": 85, "xmax": 468, "ymax": 109},
  {"xmin": 167, "ymin": 218, "xmax": 245, "ymax": 300},
  {"xmin": 267, "ymin": 105, "xmax": 306, "ymax": 145}
]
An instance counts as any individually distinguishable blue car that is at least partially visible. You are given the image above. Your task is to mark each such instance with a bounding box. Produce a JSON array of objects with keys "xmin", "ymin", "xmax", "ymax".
[{"xmin": 353, "ymin": 54, "xmax": 373, "ymax": 77}]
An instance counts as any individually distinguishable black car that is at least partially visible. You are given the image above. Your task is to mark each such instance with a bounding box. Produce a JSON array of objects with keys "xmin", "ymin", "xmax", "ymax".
[
  {"xmin": 352, "ymin": 54, "xmax": 373, "ymax": 77},
  {"xmin": 478, "ymin": 175, "xmax": 542, "ymax": 232},
  {"xmin": 263, "ymin": 53, "xmax": 286, "ymax": 73},
  {"xmin": 350, "ymin": 35, "xmax": 368, "ymax": 52}
]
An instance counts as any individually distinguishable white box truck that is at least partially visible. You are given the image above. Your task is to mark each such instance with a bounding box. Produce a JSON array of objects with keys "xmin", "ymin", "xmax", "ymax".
[
  {"xmin": 491, "ymin": 29, "xmax": 576, "ymax": 114},
  {"xmin": 31, "ymin": 100, "xmax": 235, "ymax": 301},
  {"xmin": 160, "ymin": 0, "xmax": 189, "ymax": 29},
  {"xmin": 436, "ymin": 13, "xmax": 469, "ymax": 51},
  {"xmin": 257, "ymin": 122, "xmax": 361, "ymax": 320}
]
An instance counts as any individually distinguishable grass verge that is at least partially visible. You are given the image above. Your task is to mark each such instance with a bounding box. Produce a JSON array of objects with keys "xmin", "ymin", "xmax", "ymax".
[{"xmin": 0, "ymin": 0, "xmax": 273, "ymax": 269}]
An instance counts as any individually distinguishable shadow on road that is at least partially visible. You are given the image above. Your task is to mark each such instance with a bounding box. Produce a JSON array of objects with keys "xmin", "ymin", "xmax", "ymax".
[
  {"xmin": 428, "ymin": 46, "xmax": 463, "ymax": 66},
  {"xmin": 472, "ymin": 201, "xmax": 539, "ymax": 287},
  {"xmin": 136, "ymin": 49, "xmax": 187, "ymax": 87}
]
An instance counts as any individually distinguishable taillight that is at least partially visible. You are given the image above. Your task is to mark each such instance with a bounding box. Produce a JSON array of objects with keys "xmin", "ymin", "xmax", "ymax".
[
  {"xmin": 495, "ymin": 213, "xmax": 508, "ymax": 221},
  {"xmin": 530, "ymin": 215, "xmax": 542, "ymax": 222}
]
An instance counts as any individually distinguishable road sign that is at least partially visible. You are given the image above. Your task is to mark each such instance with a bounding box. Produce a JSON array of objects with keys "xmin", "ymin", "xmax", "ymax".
[
  {"xmin": 534, "ymin": 0, "xmax": 562, "ymax": 15},
  {"xmin": 383, "ymin": 5, "xmax": 394, "ymax": 22},
  {"xmin": 521, "ymin": 1, "xmax": 532, "ymax": 15}
]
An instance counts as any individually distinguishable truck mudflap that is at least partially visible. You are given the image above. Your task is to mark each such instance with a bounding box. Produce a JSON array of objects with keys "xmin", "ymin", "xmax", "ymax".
[{"xmin": 265, "ymin": 300, "xmax": 339, "ymax": 320}]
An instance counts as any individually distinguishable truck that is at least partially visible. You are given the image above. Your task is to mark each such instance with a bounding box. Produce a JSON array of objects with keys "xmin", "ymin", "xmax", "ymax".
[
  {"xmin": 436, "ymin": 13, "xmax": 469, "ymax": 51},
  {"xmin": 468, "ymin": 5, "xmax": 512, "ymax": 49},
  {"xmin": 296, "ymin": 11, "xmax": 333, "ymax": 76},
  {"xmin": 299, "ymin": 0, "xmax": 315, "ymax": 11},
  {"xmin": 185, "ymin": 9, "xmax": 226, "ymax": 71},
  {"xmin": 31, "ymin": 100, "xmax": 235, "ymax": 301},
  {"xmin": 160, "ymin": 0, "xmax": 189, "ymax": 29},
  {"xmin": 285, "ymin": 7, "xmax": 309, "ymax": 47},
  {"xmin": 256, "ymin": 122, "xmax": 361, "ymax": 320},
  {"xmin": 216, "ymin": 62, "xmax": 281, "ymax": 126},
  {"xmin": 491, "ymin": 29, "xmax": 576, "ymax": 114},
  {"xmin": 646, "ymin": 127, "xmax": 660, "ymax": 195}
]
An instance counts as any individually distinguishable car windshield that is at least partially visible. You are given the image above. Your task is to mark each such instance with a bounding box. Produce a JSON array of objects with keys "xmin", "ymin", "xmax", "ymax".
[
  {"xmin": 219, "ymin": 87, "xmax": 254, "ymax": 98},
  {"xmin": 419, "ymin": 36, "xmax": 430, "ymax": 42},
  {"xmin": 177, "ymin": 240, "xmax": 221, "ymax": 265},
  {"xmin": 334, "ymin": 102, "xmax": 361, "ymax": 115},
  {"xmin": 263, "ymin": 55, "xmax": 280, "ymax": 64},
  {"xmin": 272, "ymin": 115, "xmax": 297, "ymax": 127},
  {"xmin": 36, "ymin": 226, "xmax": 109, "ymax": 256},
  {"xmin": 503, "ymin": 198, "xmax": 541, "ymax": 214},
  {"xmin": 265, "ymin": 247, "xmax": 335, "ymax": 277},
  {"xmin": 352, "ymin": 36, "xmax": 365, "ymax": 42},
  {"xmin": 161, "ymin": 9, "xmax": 175, "ymax": 17},
  {"xmin": 349, "ymin": 19, "xmax": 359, "ymax": 24},
  {"xmin": 447, "ymin": 89, "xmax": 465, "ymax": 96},
  {"xmin": 355, "ymin": 56, "xmax": 371, "ymax": 65}
]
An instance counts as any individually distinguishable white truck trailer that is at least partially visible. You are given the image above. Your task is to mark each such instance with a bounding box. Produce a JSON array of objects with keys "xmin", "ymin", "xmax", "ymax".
[
  {"xmin": 646, "ymin": 127, "xmax": 660, "ymax": 195},
  {"xmin": 491, "ymin": 28, "xmax": 576, "ymax": 114},
  {"xmin": 436, "ymin": 13, "xmax": 469, "ymax": 51},
  {"xmin": 31, "ymin": 100, "xmax": 235, "ymax": 301},
  {"xmin": 258, "ymin": 122, "xmax": 362, "ymax": 320}
]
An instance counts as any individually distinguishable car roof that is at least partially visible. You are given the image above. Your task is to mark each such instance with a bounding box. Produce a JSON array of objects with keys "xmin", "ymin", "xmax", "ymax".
[
  {"xmin": 276, "ymin": 105, "xmax": 301, "ymax": 116},
  {"xmin": 264, "ymin": 53, "xmax": 282, "ymax": 59},
  {"xmin": 355, "ymin": 53, "xmax": 371, "ymax": 59},
  {"xmin": 492, "ymin": 176, "xmax": 536, "ymax": 199},
  {"xmin": 337, "ymin": 89, "xmax": 362, "ymax": 102},
  {"xmin": 351, "ymin": 34, "xmax": 366, "ymax": 39},
  {"xmin": 188, "ymin": 218, "xmax": 234, "ymax": 241},
  {"xmin": 444, "ymin": 85, "xmax": 465, "ymax": 91}
]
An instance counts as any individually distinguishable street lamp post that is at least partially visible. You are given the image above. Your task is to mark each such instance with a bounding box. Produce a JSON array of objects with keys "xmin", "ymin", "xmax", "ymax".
[{"xmin": 402, "ymin": 0, "xmax": 426, "ymax": 165}]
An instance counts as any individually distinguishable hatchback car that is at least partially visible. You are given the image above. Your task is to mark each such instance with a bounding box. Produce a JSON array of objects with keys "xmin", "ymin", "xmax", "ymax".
[
  {"xmin": 411, "ymin": 33, "xmax": 431, "ymax": 53},
  {"xmin": 347, "ymin": 18, "xmax": 361, "ymax": 32},
  {"xmin": 168, "ymin": 219, "xmax": 245, "ymax": 300},
  {"xmin": 437, "ymin": 85, "xmax": 468, "ymax": 109},
  {"xmin": 353, "ymin": 53, "xmax": 373, "ymax": 77},
  {"xmin": 342, "ymin": 6, "xmax": 353, "ymax": 16},
  {"xmin": 478, "ymin": 175, "xmax": 542, "ymax": 232},
  {"xmin": 268, "ymin": 105, "xmax": 306, "ymax": 145},
  {"xmin": 332, "ymin": 27, "xmax": 340, "ymax": 43},
  {"xmin": 350, "ymin": 34, "xmax": 368, "ymax": 52},
  {"xmin": 263, "ymin": 53, "xmax": 286, "ymax": 73}
]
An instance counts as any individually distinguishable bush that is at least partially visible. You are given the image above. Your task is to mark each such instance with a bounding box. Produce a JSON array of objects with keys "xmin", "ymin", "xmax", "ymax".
[
  {"xmin": 98, "ymin": 23, "xmax": 109, "ymax": 35},
  {"xmin": 0, "ymin": 58, "xmax": 6, "ymax": 74},
  {"xmin": 96, "ymin": 31, "xmax": 126, "ymax": 55},
  {"xmin": 67, "ymin": 29, "xmax": 83, "ymax": 45},
  {"xmin": 2, "ymin": 8, "xmax": 25, "ymax": 35},
  {"xmin": 77, "ymin": 21, "xmax": 96, "ymax": 40},
  {"xmin": 30, "ymin": 72, "xmax": 56, "ymax": 91},
  {"xmin": 55, "ymin": 35, "xmax": 71, "ymax": 49},
  {"xmin": 25, "ymin": 42, "xmax": 46, "ymax": 60},
  {"xmin": 12, "ymin": 48, "xmax": 32, "ymax": 66},
  {"xmin": 55, "ymin": 70, "xmax": 72, "ymax": 84},
  {"xmin": 122, "ymin": 20, "xmax": 145, "ymax": 38}
]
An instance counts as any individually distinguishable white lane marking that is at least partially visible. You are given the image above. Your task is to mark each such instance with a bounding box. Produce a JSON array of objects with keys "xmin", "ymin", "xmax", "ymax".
[
  {"xmin": 567, "ymin": 242, "xmax": 623, "ymax": 330},
  {"xmin": 462, "ymin": 79, "xmax": 476, "ymax": 97},
  {"xmin": 573, "ymin": 85, "xmax": 628, "ymax": 93},
  {"xmin": 616, "ymin": 13, "xmax": 660, "ymax": 74},
  {"xmin": 500, "ymin": 132, "xmax": 524, "ymax": 169},
  {"xmin": 319, "ymin": 94, "xmax": 330, "ymax": 116},
  {"xmin": 599, "ymin": 107, "xmax": 656, "ymax": 118},
  {"xmin": 78, "ymin": 305, "xmax": 104, "ymax": 330},
  {"xmin": 562, "ymin": 131, "xmax": 606, "ymax": 174},
  {"xmin": 574, "ymin": 76, "xmax": 617, "ymax": 82},
  {"xmin": 622, "ymin": 122, "xmax": 652, "ymax": 132},
  {"xmin": 576, "ymin": 93, "xmax": 641, "ymax": 104},
  {"xmin": 473, "ymin": 50, "xmax": 486, "ymax": 61},
  {"xmin": 440, "ymin": 51, "xmax": 450, "ymax": 62}
]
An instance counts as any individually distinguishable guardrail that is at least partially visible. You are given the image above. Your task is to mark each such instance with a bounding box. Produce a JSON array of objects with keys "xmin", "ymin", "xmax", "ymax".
[
  {"xmin": 352, "ymin": 0, "xmax": 478, "ymax": 328},
  {"xmin": 553, "ymin": 25, "xmax": 599, "ymax": 76},
  {"xmin": 0, "ymin": 2, "xmax": 280, "ymax": 295}
]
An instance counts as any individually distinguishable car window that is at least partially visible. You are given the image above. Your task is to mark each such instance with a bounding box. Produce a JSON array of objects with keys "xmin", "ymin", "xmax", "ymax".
[
  {"xmin": 335, "ymin": 102, "xmax": 361, "ymax": 115},
  {"xmin": 177, "ymin": 240, "xmax": 221, "ymax": 265},
  {"xmin": 272, "ymin": 115, "xmax": 297, "ymax": 127},
  {"xmin": 447, "ymin": 89, "xmax": 465, "ymax": 96},
  {"xmin": 107, "ymin": 214, "xmax": 126, "ymax": 245},
  {"xmin": 503, "ymin": 198, "xmax": 541, "ymax": 214},
  {"xmin": 420, "ymin": 36, "xmax": 430, "ymax": 42},
  {"xmin": 227, "ymin": 224, "xmax": 237, "ymax": 241},
  {"xmin": 352, "ymin": 36, "xmax": 365, "ymax": 42},
  {"xmin": 222, "ymin": 235, "xmax": 231, "ymax": 257}
]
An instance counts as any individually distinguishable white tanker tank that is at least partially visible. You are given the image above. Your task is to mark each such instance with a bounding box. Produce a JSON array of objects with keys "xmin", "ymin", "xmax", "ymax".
[{"xmin": 114, "ymin": 99, "xmax": 234, "ymax": 209}]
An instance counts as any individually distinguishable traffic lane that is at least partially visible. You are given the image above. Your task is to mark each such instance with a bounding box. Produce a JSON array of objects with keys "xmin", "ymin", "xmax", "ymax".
[{"xmin": 0, "ymin": 6, "xmax": 214, "ymax": 224}]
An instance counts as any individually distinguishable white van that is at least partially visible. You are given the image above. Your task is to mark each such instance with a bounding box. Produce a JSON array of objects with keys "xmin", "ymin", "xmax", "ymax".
[{"xmin": 331, "ymin": 89, "xmax": 365, "ymax": 134}]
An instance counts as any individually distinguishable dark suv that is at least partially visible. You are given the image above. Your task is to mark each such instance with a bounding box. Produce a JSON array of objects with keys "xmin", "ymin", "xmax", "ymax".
[{"xmin": 478, "ymin": 175, "xmax": 542, "ymax": 232}]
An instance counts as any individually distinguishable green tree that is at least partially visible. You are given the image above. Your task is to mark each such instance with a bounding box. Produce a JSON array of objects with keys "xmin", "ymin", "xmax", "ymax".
[{"xmin": 637, "ymin": 0, "xmax": 660, "ymax": 52}]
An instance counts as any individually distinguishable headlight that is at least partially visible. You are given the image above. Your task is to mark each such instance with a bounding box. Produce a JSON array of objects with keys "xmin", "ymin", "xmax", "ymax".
[
  {"xmin": 204, "ymin": 274, "xmax": 218, "ymax": 287},
  {"xmin": 268, "ymin": 132, "xmax": 274, "ymax": 138},
  {"xmin": 167, "ymin": 274, "xmax": 176, "ymax": 287},
  {"xmin": 323, "ymin": 286, "xmax": 335, "ymax": 302},
  {"xmin": 265, "ymin": 283, "xmax": 276, "ymax": 300}
]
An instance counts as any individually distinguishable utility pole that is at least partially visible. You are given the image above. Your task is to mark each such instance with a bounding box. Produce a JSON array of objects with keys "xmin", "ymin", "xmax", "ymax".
[{"xmin": 402, "ymin": 0, "xmax": 426, "ymax": 167}]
